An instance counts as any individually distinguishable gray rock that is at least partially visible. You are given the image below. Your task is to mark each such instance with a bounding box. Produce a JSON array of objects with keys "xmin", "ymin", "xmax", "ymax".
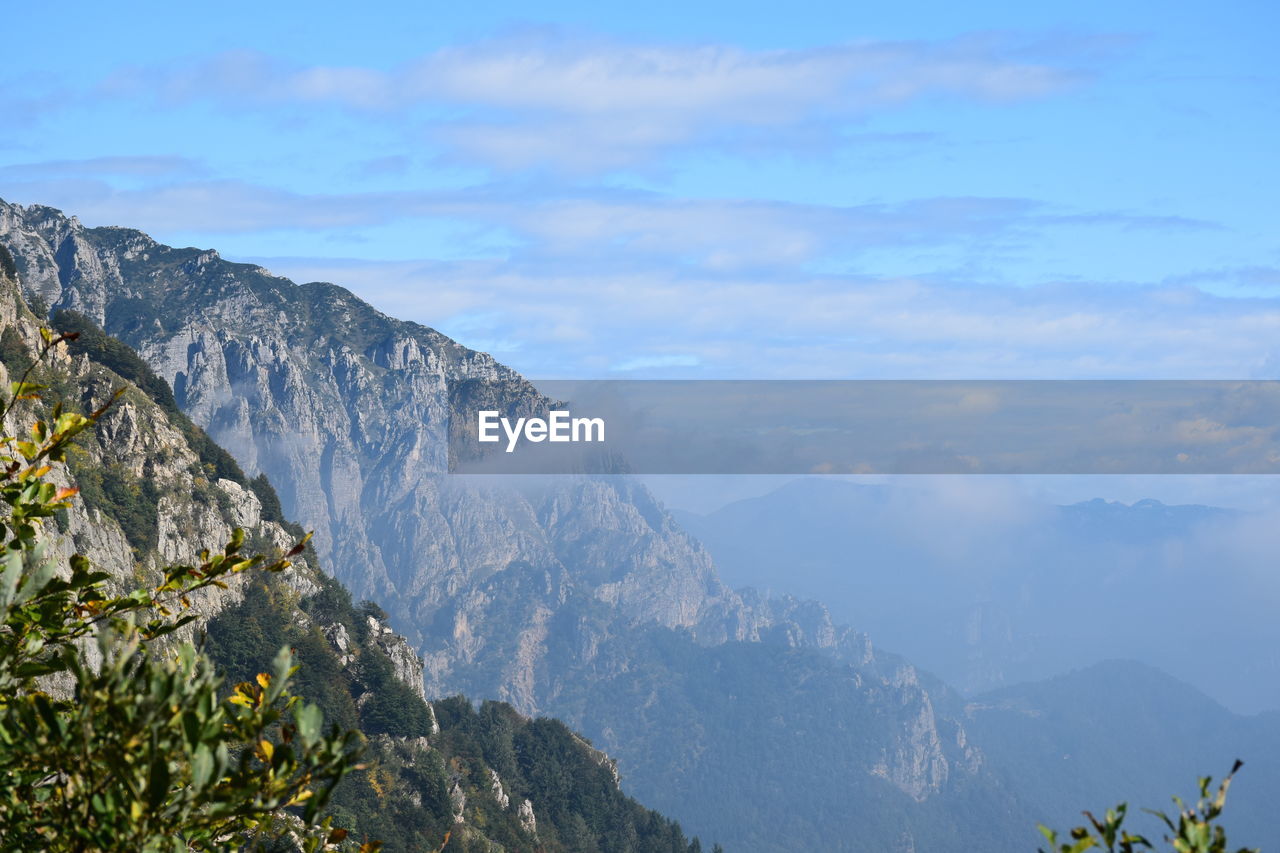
[{"xmin": 517, "ymin": 798, "xmax": 537, "ymax": 836}]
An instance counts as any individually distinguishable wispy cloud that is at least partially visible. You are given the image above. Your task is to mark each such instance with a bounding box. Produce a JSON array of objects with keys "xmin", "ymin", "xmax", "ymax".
[
  {"xmin": 0, "ymin": 179, "xmax": 393, "ymax": 232},
  {"xmin": 0, "ymin": 171, "xmax": 1247, "ymax": 383},
  {"xmin": 486, "ymin": 194, "xmax": 1040, "ymax": 269},
  {"xmin": 99, "ymin": 32, "xmax": 1090, "ymax": 171},
  {"xmin": 1167, "ymin": 265, "xmax": 1280, "ymax": 295},
  {"xmin": 0, "ymin": 155, "xmax": 204, "ymax": 179},
  {"xmin": 245, "ymin": 254, "xmax": 1280, "ymax": 380},
  {"xmin": 0, "ymin": 71, "xmax": 77, "ymax": 139},
  {"xmin": 0, "ymin": 177, "xmax": 1202, "ymax": 273},
  {"xmin": 612, "ymin": 354, "xmax": 701, "ymax": 372}
]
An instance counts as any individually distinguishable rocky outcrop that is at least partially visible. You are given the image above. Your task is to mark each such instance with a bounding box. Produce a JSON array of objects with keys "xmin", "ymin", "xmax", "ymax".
[
  {"xmin": 872, "ymin": 687, "xmax": 950, "ymax": 802},
  {"xmin": 517, "ymin": 799, "xmax": 537, "ymax": 837},
  {"xmin": 489, "ymin": 769, "xmax": 510, "ymax": 810},
  {"xmin": 449, "ymin": 778, "xmax": 467, "ymax": 822},
  {"xmin": 572, "ymin": 730, "xmax": 622, "ymax": 788},
  {"xmin": 0, "ymin": 267, "xmax": 310, "ymax": 638}
]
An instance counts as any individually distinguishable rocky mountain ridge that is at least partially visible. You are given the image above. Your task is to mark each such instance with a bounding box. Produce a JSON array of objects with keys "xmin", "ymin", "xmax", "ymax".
[{"xmin": 0, "ymin": 199, "xmax": 1022, "ymax": 851}]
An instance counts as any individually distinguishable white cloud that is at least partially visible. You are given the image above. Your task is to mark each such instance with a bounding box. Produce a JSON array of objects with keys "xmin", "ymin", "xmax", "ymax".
[
  {"xmin": 489, "ymin": 195, "xmax": 1037, "ymax": 268},
  {"xmin": 1, "ymin": 178, "xmax": 1253, "ymax": 382},
  {"xmin": 5, "ymin": 176, "xmax": 1192, "ymax": 273},
  {"xmin": 101, "ymin": 33, "xmax": 1086, "ymax": 170},
  {"xmin": 244, "ymin": 254, "xmax": 1280, "ymax": 381}
]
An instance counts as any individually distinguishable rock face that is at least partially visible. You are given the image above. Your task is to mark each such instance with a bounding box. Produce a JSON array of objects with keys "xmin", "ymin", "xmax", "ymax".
[
  {"xmin": 0, "ymin": 200, "xmax": 1022, "ymax": 851},
  {"xmin": 0, "ymin": 202, "xmax": 749, "ymax": 641},
  {"xmin": 0, "ymin": 253, "xmax": 447, "ymax": 714},
  {"xmin": 0, "ymin": 252, "xmax": 708, "ymax": 853},
  {"xmin": 0, "ymin": 262, "xmax": 313, "ymax": 642},
  {"xmin": 489, "ymin": 769, "xmax": 510, "ymax": 810},
  {"xmin": 0, "ymin": 203, "xmax": 503, "ymax": 603},
  {"xmin": 517, "ymin": 799, "xmax": 537, "ymax": 837}
]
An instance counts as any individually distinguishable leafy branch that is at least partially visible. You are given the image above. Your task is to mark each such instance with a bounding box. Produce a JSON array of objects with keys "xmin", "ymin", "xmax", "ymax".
[
  {"xmin": 0, "ymin": 323, "xmax": 372, "ymax": 851},
  {"xmin": 1039, "ymin": 761, "xmax": 1257, "ymax": 853}
]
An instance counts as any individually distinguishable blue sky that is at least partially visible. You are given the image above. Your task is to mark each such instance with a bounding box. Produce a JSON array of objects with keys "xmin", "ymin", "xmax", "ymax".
[{"xmin": 2, "ymin": 0, "xmax": 1277, "ymax": 380}]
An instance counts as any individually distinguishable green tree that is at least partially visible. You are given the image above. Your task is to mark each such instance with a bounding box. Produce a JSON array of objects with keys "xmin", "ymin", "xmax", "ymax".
[
  {"xmin": 0, "ymin": 327, "xmax": 367, "ymax": 851},
  {"xmin": 1039, "ymin": 761, "xmax": 1257, "ymax": 853}
]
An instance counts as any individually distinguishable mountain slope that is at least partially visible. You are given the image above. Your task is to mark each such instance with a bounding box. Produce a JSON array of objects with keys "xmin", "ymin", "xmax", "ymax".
[
  {"xmin": 0, "ymin": 199, "xmax": 1017, "ymax": 851},
  {"xmin": 967, "ymin": 661, "xmax": 1279, "ymax": 849},
  {"xmin": 0, "ymin": 248, "xmax": 712, "ymax": 853},
  {"xmin": 14, "ymin": 201, "xmax": 1272, "ymax": 851}
]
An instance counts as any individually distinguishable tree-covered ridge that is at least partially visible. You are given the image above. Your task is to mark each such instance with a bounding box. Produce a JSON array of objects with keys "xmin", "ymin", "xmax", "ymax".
[{"xmin": 205, "ymin": 571, "xmax": 715, "ymax": 852}]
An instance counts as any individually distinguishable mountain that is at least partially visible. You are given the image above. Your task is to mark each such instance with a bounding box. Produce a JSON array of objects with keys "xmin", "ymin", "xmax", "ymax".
[
  {"xmin": 3, "ymin": 199, "xmax": 1274, "ymax": 851},
  {"xmin": 0, "ymin": 247, "xmax": 711, "ymax": 853},
  {"xmin": 0, "ymin": 200, "xmax": 1028, "ymax": 850},
  {"xmin": 675, "ymin": 477, "xmax": 1278, "ymax": 712},
  {"xmin": 967, "ymin": 660, "xmax": 1280, "ymax": 848}
]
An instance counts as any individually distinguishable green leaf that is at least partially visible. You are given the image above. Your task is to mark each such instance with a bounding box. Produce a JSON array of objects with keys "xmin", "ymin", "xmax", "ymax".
[
  {"xmin": 148, "ymin": 753, "xmax": 171, "ymax": 811},
  {"xmin": 191, "ymin": 744, "xmax": 214, "ymax": 791},
  {"xmin": 295, "ymin": 702, "xmax": 322, "ymax": 748}
]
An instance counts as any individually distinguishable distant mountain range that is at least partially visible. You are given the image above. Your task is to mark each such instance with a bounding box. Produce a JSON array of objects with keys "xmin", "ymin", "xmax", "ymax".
[
  {"xmin": 2, "ymin": 198, "xmax": 1274, "ymax": 852},
  {"xmin": 675, "ymin": 477, "xmax": 1279, "ymax": 713},
  {"xmin": 968, "ymin": 659, "xmax": 1280, "ymax": 845}
]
